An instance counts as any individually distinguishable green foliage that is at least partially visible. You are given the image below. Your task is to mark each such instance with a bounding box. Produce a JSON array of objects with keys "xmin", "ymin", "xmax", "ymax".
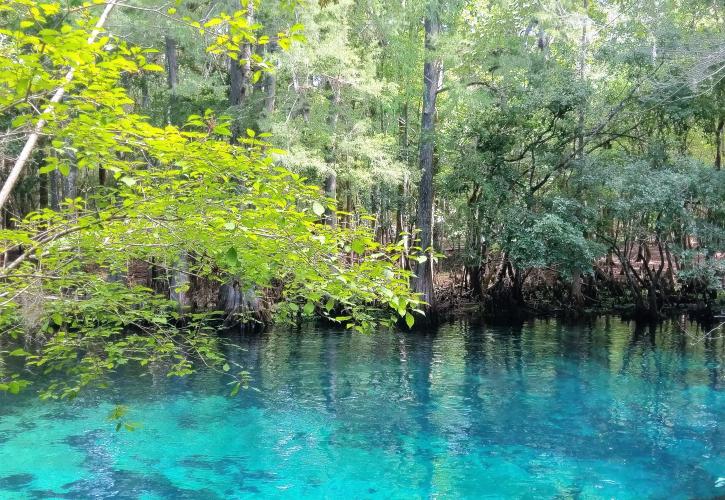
[
  {"xmin": 1, "ymin": 0, "xmax": 724, "ymax": 400},
  {"xmin": 107, "ymin": 404, "xmax": 141, "ymax": 432},
  {"xmin": 507, "ymin": 210, "xmax": 604, "ymax": 277},
  {"xmin": 0, "ymin": 0, "xmax": 420, "ymax": 398}
]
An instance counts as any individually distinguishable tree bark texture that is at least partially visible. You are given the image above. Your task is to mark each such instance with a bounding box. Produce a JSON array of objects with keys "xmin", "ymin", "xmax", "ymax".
[{"xmin": 413, "ymin": 8, "xmax": 442, "ymax": 317}]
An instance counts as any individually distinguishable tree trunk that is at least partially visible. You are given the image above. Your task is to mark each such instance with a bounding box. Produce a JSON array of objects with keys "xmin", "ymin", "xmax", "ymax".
[
  {"xmin": 510, "ymin": 262, "xmax": 525, "ymax": 306},
  {"xmin": 49, "ymin": 169, "xmax": 60, "ymax": 211},
  {"xmin": 467, "ymin": 263, "xmax": 483, "ymax": 299},
  {"xmin": 99, "ymin": 166, "xmax": 106, "ymax": 187},
  {"xmin": 664, "ymin": 243, "xmax": 676, "ymax": 290},
  {"xmin": 217, "ymin": 1, "xmax": 267, "ymax": 327},
  {"xmin": 324, "ymin": 173, "xmax": 337, "ymax": 227},
  {"xmin": 229, "ymin": 55, "xmax": 244, "ymax": 110},
  {"xmin": 218, "ymin": 280, "xmax": 269, "ymax": 330},
  {"xmin": 570, "ymin": 0, "xmax": 588, "ymax": 311},
  {"xmin": 0, "ymin": 0, "xmax": 116, "ymax": 213},
  {"xmin": 323, "ymin": 82, "xmax": 341, "ymax": 227},
  {"xmin": 487, "ymin": 252, "xmax": 508, "ymax": 295},
  {"xmin": 646, "ymin": 279, "xmax": 658, "ymax": 317},
  {"xmin": 371, "ymin": 184, "xmax": 380, "ymax": 239},
  {"xmin": 165, "ymin": 36, "xmax": 178, "ymax": 92},
  {"xmin": 570, "ymin": 269, "xmax": 584, "ymax": 306},
  {"xmin": 164, "ymin": 34, "xmax": 189, "ymax": 310},
  {"xmin": 229, "ymin": 3, "xmax": 253, "ymax": 108},
  {"xmin": 263, "ymin": 50, "xmax": 277, "ymax": 116},
  {"xmin": 229, "ymin": 2, "xmax": 254, "ymax": 143},
  {"xmin": 413, "ymin": 8, "xmax": 442, "ymax": 317},
  {"xmin": 641, "ymin": 238, "xmax": 666, "ymax": 317},
  {"xmin": 165, "ymin": 36, "xmax": 178, "ymax": 126},
  {"xmin": 576, "ymin": 0, "xmax": 588, "ymax": 156},
  {"xmin": 396, "ymin": 102, "xmax": 410, "ymax": 269},
  {"xmin": 140, "ymin": 74, "xmax": 150, "ymax": 109},
  {"xmin": 63, "ymin": 164, "xmax": 78, "ymax": 200},
  {"xmin": 716, "ymin": 117, "xmax": 723, "ymax": 170},
  {"xmin": 38, "ymin": 168, "xmax": 48, "ymax": 209},
  {"xmin": 169, "ymin": 256, "xmax": 191, "ymax": 311},
  {"xmin": 616, "ymin": 245, "xmax": 645, "ymax": 313}
]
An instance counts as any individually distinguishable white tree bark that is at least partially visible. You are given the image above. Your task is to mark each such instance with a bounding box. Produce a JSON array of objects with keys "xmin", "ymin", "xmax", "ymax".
[{"xmin": 0, "ymin": 0, "xmax": 117, "ymax": 212}]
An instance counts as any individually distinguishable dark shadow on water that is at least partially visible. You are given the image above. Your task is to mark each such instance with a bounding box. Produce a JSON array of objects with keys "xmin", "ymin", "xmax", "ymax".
[
  {"xmin": 0, "ymin": 473, "xmax": 35, "ymax": 491},
  {"xmin": 60, "ymin": 469, "xmax": 223, "ymax": 499},
  {"xmin": 1, "ymin": 316, "xmax": 723, "ymax": 498}
]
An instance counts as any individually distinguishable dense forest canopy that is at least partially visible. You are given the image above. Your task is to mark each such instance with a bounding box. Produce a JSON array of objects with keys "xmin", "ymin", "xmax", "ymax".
[{"xmin": 0, "ymin": 0, "xmax": 723, "ymax": 397}]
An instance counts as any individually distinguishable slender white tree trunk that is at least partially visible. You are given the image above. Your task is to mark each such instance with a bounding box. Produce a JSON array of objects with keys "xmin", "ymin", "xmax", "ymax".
[{"xmin": 0, "ymin": 0, "xmax": 117, "ymax": 212}]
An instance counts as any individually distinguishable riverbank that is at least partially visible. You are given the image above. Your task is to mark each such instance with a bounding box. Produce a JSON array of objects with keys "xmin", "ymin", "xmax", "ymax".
[{"xmin": 432, "ymin": 269, "xmax": 724, "ymax": 324}]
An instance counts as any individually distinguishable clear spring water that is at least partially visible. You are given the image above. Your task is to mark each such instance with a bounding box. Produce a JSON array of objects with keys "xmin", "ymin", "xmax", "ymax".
[{"xmin": 0, "ymin": 318, "xmax": 723, "ymax": 499}]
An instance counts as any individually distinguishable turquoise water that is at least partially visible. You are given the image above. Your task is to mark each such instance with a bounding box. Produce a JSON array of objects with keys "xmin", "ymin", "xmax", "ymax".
[{"xmin": 0, "ymin": 318, "xmax": 723, "ymax": 499}]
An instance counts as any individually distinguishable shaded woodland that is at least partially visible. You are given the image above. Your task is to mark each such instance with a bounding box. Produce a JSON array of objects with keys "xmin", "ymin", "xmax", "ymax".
[{"xmin": 0, "ymin": 0, "xmax": 723, "ymax": 394}]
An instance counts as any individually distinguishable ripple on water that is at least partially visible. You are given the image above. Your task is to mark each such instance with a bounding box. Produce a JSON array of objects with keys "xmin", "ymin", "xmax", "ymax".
[
  {"xmin": 0, "ymin": 318, "xmax": 722, "ymax": 499},
  {"xmin": 0, "ymin": 473, "xmax": 35, "ymax": 491}
]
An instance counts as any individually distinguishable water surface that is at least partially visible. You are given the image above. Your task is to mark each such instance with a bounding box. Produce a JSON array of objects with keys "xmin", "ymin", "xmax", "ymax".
[{"xmin": 1, "ymin": 318, "xmax": 723, "ymax": 498}]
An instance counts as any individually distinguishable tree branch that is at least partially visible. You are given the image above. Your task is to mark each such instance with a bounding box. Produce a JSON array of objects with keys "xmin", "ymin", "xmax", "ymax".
[{"xmin": 0, "ymin": 0, "xmax": 117, "ymax": 212}]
